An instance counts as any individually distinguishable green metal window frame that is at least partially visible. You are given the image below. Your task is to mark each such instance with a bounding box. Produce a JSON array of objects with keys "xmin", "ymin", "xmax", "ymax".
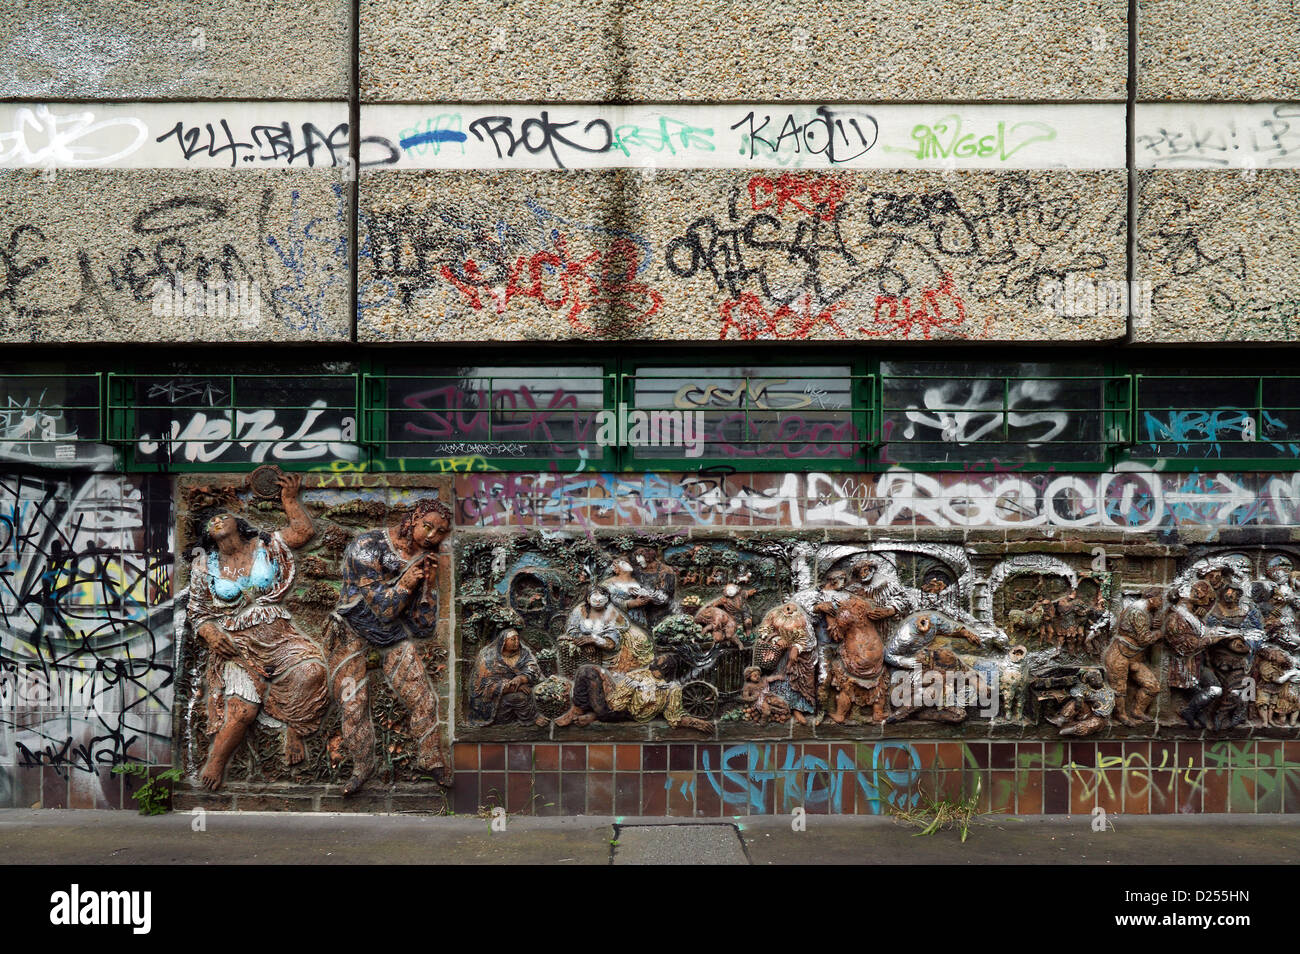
[
  {"xmin": 0, "ymin": 371, "xmax": 106, "ymax": 447},
  {"xmin": 617, "ymin": 357, "xmax": 874, "ymax": 472},
  {"xmin": 360, "ymin": 370, "xmax": 619, "ymax": 472},
  {"xmin": 24, "ymin": 356, "xmax": 1300, "ymax": 474},
  {"xmin": 873, "ymin": 371, "xmax": 1133, "ymax": 474},
  {"xmin": 108, "ymin": 371, "xmax": 363, "ymax": 473},
  {"xmin": 1125, "ymin": 374, "xmax": 1300, "ymax": 472}
]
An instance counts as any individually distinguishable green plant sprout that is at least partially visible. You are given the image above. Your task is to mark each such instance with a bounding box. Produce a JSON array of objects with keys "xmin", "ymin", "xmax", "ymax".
[{"xmin": 112, "ymin": 764, "xmax": 184, "ymax": 816}]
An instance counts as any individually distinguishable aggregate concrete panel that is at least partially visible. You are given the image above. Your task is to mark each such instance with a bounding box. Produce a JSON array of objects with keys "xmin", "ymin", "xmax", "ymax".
[
  {"xmin": 1135, "ymin": 170, "xmax": 1300, "ymax": 343},
  {"xmin": 360, "ymin": 0, "xmax": 1127, "ymax": 103},
  {"xmin": 1139, "ymin": 0, "xmax": 1300, "ymax": 101},
  {"xmin": 0, "ymin": 168, "xmax": 351, "ymax": 343},
  {"xmin": 357, "ymin": 168, "xmax": 1127, "ymax": 344},
  {"xmin": 0, "ymin": 0, "xmax": 350, "ymax": 100}
]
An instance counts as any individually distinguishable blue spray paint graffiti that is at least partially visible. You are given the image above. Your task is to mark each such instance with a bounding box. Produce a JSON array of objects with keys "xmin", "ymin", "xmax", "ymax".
[
  {"xmin": 696, "ymin": 742, "xmax": 922, "ymax": 814},
  {"xmin": 1142, "ymin": 409, "xmax": 1300, "ymax": 459},
  {"xmin": 400, "ymin": 129, "xmax": 469, "ymax": 151},
  {"xmin": 263, "ymin": 183, "xmax": 349, "ymax": 334}
]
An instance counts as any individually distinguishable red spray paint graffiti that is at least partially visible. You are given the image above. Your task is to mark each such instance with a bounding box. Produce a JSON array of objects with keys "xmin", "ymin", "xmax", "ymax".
[
  {"xmin": 441, "ymin": 233, "xmax": 662, "ymax": 336},
  {"xmin": 861, "ymin": 272, "xmax": 970, "ymax": 339},
  {"xmin": 747, "ymin": 173, "xmax": 847, "ymax": 222},
  {"xmin": 718, "ymin": 293, "xmax": 848, "ymax": 341}
]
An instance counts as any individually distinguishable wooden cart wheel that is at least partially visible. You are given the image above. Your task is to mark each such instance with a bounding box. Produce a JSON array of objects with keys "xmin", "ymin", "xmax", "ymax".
[{"xmin": 681, "ymin": 680, "xmax": 718, "ymax": 719}]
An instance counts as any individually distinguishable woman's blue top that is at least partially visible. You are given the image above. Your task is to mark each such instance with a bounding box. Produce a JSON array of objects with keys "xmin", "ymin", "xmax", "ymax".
[{"xmin": 208, "ymin": 541, "xmax": 278, "ymax": 601}]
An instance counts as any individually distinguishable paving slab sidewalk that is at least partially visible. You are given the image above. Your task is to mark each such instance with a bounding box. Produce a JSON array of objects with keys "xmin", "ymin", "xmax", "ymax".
[{"xmin": 1, "ymin": 810, "xmax": 1296, "ymax": 865}]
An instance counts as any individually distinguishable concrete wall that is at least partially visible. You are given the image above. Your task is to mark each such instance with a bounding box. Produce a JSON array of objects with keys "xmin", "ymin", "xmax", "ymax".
[
  {"xmin": 358, "ymin": 169, "xmax": 1127, "ymax": 343},
  {"xmin": 1134, "ymin": 102, "xmax": 1300, "ymax": 342},
  {"xmin": 1136, "ymin": 169, "xmax": 1300, "ymax": 343},
  {"xmin": 2, "ymin": 1, "xmax": 1299, "ymax": 343},
  {"xmin": 0, "ymin": 1, "xmax": 350, "ymax": 99},
  {"xmin": 0, "ymin": 168, "xmax": 351, "ymax": 342},
  {"xmin": 1139, "ymin": 0, "xmax": 1300, "ymax": 101},
  {"xmin": 361, "ymin": 0, "xmax": 1128, "ymax": 102}
]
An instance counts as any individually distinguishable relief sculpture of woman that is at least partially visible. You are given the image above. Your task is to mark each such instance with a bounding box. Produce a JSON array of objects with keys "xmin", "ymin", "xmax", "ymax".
[
  {"xmin": 602, "ymin": 559, "xmax": 669, "ymax": 630},
  {"xmin": 189, "ymin": 473, "xmax": 330, "ymax": 790},
  {"xmin": 468, "ymin": 627, "xmax": 545, "ymax": 727}
]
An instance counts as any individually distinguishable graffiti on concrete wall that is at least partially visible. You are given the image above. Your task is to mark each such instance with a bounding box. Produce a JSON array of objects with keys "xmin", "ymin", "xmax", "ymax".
[
  {"xmin": 357, "ymin": 192, "xmax": 663, "ymax": 338},
  {"xmin": 359, "ymin": 171, "xmax": 1126, "ymax": 343},
  {"xmin": 455, "ymin": 468, "xmax": 1300, "ymax": 532},
  {"xmin": 670, "ymin": 173, "xmax": 1122, "ymax": 340},
  {"xmin": 0, "ymin": 473, "xmax": 173, "ymax": 808},
  {"xmin": 0, "ymin": 103, "xmax": 350, "ymax": 170},
  {"xmin": 0, "ymin": 103, "xmax": 1123, "ymax": 173},
  {"xmin": 1136, "ymin": 168, "xmax": 1300, "ymax": 342},
  {"xmin": 0, "ymin": 180, "xmax": 350, "ymax": 339},
  {"xmin": 1136, "ymin": 104, "xmax": 1300, "ymax": 170},
  {"xmin": 363, "ymin": 103, "xmax": 1122, "ymax": 171}
]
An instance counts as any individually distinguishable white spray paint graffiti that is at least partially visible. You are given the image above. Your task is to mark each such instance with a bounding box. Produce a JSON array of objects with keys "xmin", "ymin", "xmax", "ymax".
[
  {"xmin": 135, "ymin": 400, "xmax": 360, "ymax": 465},
  {"xmin": 901, "ymin": 379, "xmax": 1069, "ymax": 446},
  {"xmin": 0, "ymin": 105, "xmax": 147, "ymax": 167},
  {"xmin": 0, "ymin": 102, "xmax": 348, "ymax": 170},
  {"xmin": 457, "ymin": 467, "xmax": 1300, "ymax": 531},
  {"xmin": 0, "ymin": 391, "xmax": 113, "ymax": 470}
]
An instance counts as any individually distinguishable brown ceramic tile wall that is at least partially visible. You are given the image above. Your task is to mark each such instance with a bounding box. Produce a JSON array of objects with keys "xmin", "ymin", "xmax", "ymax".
[
  {"xmin": 440, "ymin": 740, "xmax": 1300, "ymax": 816},
  {"xmin": 175, "ymin": 739, "xmax": 1300, "ymax": 816}
]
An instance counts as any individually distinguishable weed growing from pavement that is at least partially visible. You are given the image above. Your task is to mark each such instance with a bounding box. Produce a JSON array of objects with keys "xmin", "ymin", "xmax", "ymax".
[
  {"xmin": 113, "ymin": 765, "xmax": 184, "ymax": 816},
  {"xmin": 891, "ymin": 777, "xmax": 985, "ymax": 842}
]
